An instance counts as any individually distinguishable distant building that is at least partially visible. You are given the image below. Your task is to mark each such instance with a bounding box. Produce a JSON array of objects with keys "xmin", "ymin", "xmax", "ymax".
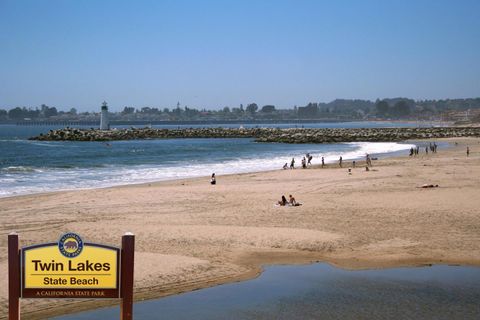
[
  {"xmin": 443, "ymin": 108, "xmax": 480, "ymax": 122},
  {"xmin": 100, "ymin": 101, "xmax": 110, "ymax": 130}
]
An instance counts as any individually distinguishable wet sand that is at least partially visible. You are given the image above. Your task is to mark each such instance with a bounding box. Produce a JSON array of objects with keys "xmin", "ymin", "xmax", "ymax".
[{"xmin": 1, "ymin": 137, "xmax": 479, "ymax": 319}]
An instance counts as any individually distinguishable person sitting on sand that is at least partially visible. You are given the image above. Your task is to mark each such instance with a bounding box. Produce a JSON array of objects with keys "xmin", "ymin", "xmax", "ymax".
[
  {"xmin": 210, "ymin": 173, "xmax": 216, "ymax": 185},
  {"xmin": 289, "ymin": 194, "xmax": 302, "ymax": 206},
  {"xmin": 278, "ymin": 195, "xmax": 287, "ymax": 206}
]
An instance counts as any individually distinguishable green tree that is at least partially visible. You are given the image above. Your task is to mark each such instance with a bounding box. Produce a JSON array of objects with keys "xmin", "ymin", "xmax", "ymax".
[
  {"xmin": 375, "ymin": 100, "xmax": 389, "ymax": 116},
  {"xmin": 261, "ymin": 105, "xmax": 276, "ymax": 113},
  {"xmin": 297, "ymin": 103, "xmax": 318, "ymax": 118},
  {"xmin": 246, "ymin": 103, "xmax": 258, "ymax": 114},
  {"xmin": 122, "ymin": 106, "xmax": 135, "ymax": 114},
  {"xmin": 43, "ymin": 106, "xmax": 58, "ymax": 118},
  {"xmin": 392, "ymin": 100, "xmax": 410, "ymax": 117},
  {"xmin": 8, "ymin": 107, "xmax": 26, "ymax": 120}
]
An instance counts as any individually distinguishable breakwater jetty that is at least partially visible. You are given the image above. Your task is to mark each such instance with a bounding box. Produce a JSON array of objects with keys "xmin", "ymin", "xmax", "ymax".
[{"xmin": 29, "ymin": 126, "xmax": 480, "ymax": 143}]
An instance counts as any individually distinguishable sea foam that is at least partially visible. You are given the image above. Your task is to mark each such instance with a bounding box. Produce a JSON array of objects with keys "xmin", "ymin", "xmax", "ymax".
[{"xmin": 0, "ymin": 141, "xmax": 414, "ymax": 198}]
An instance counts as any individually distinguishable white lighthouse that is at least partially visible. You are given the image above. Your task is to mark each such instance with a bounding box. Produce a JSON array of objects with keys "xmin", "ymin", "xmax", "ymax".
[{"xmin": 100, "ymin": 101, "xmax": 110, "ymax": 130}]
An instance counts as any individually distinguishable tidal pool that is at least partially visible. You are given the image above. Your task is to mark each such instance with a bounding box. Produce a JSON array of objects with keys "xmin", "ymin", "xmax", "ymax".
[{"xmin": 57, "ymin": 263, "xmax": 480, "ymax": 320}]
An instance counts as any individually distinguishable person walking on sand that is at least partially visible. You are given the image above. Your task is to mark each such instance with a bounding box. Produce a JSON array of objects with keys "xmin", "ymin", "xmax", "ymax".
[
  {"xmin": 321, "ymin": 157, "xmax": 325, "ymax": 168},
  {"xmin": 308, "ymin": 155, "xmax": 313, "ymax": 166},
  {"xmin": 467, "ymin": 146, "xmax": 470, "ymax": 157},
  {"xmin": 339, "ymin": 156, "xmax": 343, "ymax": 168},
  {"xmin": 290, "ymin": 158, "xmax": 295, "ymax": 169}
]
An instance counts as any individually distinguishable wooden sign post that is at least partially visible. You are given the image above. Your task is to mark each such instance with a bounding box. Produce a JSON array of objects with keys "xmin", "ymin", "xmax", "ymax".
[
  {"xmin": 8, "ymin": 232, "xmax": 20, "ymax": 320},
  {"xmin": 8, "ymin": 232, "xmax": 135, "ymax": 320},
  {"xmin": 121, "ymin": 232, "xmax": 135, "ymax": 320}
]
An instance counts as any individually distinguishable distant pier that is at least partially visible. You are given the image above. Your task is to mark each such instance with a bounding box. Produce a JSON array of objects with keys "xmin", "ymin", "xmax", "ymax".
[
  {"xmin": 14, "ymin": 119, "xmax": 354, "ymax": 127},
  {"xmin": 16, "ymin": 120, "xmax": 100, "ymax": 126}
]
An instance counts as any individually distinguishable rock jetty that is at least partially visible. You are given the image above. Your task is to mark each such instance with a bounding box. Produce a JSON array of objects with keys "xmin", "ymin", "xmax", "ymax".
[{"xmin": 29, "ymin": 127, "xmax": 480, "ymax": 143}]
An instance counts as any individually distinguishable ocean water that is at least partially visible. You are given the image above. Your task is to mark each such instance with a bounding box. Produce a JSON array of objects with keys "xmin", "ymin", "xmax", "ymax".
[
  {"xmin": 58, "ymin": 263, "xmax": 480, "ymax": 320},
  {"xmin": 0, "ymin": 122, "xmax": 423, "ymax": 198}
]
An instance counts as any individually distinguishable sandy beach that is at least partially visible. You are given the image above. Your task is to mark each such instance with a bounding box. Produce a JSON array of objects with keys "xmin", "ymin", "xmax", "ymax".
[{"xmin": 1, "ymin": 137, "xmax": 479, "ymax": 319}]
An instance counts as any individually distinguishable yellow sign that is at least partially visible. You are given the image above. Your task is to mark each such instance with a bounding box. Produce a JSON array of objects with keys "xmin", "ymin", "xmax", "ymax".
[{"xmin": 21, "ymin": 233, "xmax": 119, "ymax": 297}]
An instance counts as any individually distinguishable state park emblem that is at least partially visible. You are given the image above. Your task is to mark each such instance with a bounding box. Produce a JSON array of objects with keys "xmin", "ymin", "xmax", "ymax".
[{"xmin": 58, "ymin": 232, "xmax": 83, "ymax": 258}]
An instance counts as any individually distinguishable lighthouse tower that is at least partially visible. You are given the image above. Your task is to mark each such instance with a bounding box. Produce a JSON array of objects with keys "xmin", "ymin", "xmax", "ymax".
[{"xmin": 100, "ymin": 101, "xmax": 110, "ymax": 130}]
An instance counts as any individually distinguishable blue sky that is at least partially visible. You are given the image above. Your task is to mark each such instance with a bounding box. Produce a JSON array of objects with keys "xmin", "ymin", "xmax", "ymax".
[{"xmin": 1, "ymin": 0, "xmax": 479, "ymax": 111}]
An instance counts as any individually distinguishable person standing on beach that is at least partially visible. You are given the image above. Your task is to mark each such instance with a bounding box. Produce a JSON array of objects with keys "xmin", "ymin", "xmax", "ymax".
[
  {"xmin": 467, "ymin": 146, "xmax": 470, "ymax": 157},
  {"xmin": 302, "ymin": 157, "xmax": 307, "ymax": 169},
  {"xmin": 366, "ymin": 154, "xmax": 372, "ymax": 167},
  {"xmin": 210, "ymin": 173, "xmax": 216, "ymax": 185},
  {"xmin": 339, "ymin": 156, "xmax": 343, "ymax": 168},
  {"xmin": 308, "ymin": 155, "xmax": 313, "ymax": 166},
  {"xmin": 290, "ymin": 158, "xmax": 295, "ymax": 169},
  {"xmin": 425, "ymin": 146, "xmax": 428, "ymax": 154},
  {"xmin": 321, "ymin": 157, "xmax": 325, "ymax": 168}
]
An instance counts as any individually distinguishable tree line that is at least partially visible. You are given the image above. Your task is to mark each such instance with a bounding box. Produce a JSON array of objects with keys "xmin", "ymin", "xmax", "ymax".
[{"xmin": 1, "ymin": 98, "xmax": 479, "ymax": 122}]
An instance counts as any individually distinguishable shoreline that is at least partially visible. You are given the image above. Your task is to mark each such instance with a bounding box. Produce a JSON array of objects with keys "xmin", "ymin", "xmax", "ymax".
[
  {"xmin": 1, "ymin": 137, "xmax": 479, "ymax": 319},
  {"xmin": 0, "ymin": 140, "xmax": 416, "ymax": 200}
]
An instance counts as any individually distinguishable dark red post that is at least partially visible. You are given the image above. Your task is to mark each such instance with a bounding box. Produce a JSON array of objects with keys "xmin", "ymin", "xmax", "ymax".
[
  {"xmin": 121, "ymin": 232, "xmax": 135, "ymax": 320},
  {"xmin": 8, "ymin": 232, "xmax": 20, "ymax": 320}
]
